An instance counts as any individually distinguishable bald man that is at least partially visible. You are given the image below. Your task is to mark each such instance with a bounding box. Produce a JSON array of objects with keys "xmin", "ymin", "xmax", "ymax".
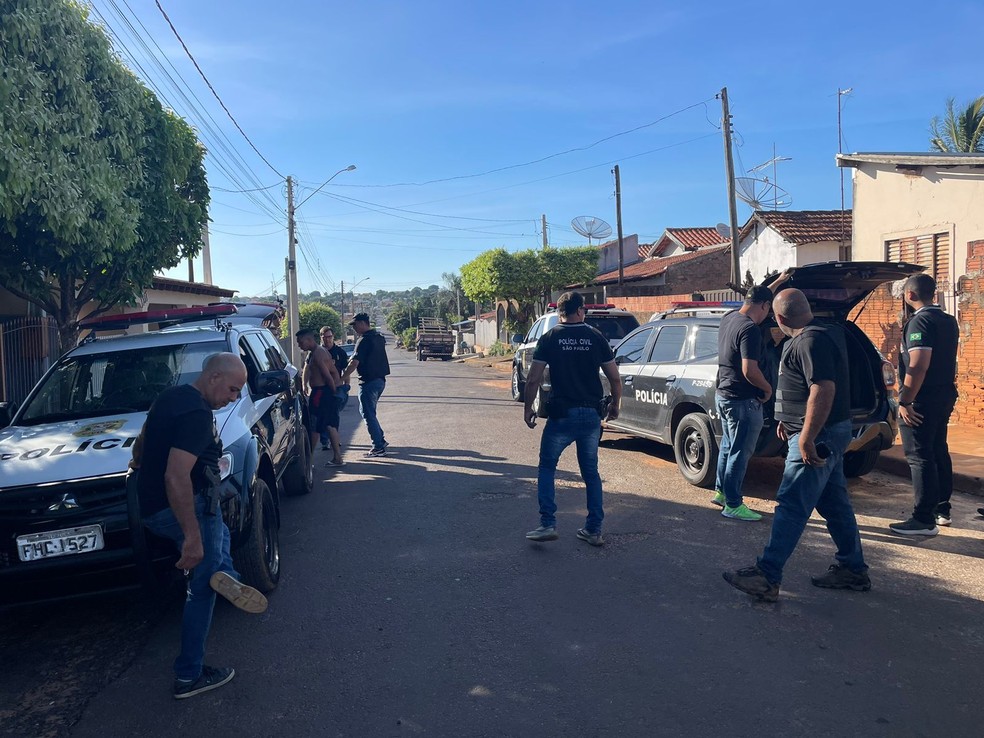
[
  {"xmin": 135, "ymin": 352, "xmax": 268, "ymax": 699},
  {"xmin": 724, "ymin": 289, "xmax": 869, "ymax": 602}
]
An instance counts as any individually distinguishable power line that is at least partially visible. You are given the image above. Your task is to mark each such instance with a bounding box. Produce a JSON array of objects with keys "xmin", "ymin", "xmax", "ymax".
[
  {"xmin": 153, "ymin": 0, "xmax": 284, "ymax": 179},
  {"xmin": 212, "ymin": 182, "xmax": 282, "ymax": 193}
]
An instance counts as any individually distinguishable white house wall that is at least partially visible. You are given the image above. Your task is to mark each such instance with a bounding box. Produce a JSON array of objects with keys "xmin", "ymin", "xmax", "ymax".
[
  {"xmin": 597, "ymin": 234, "xmax": 640, "ymax": 274},
  {"xmin": 738, "ymin": 225, "xmax": 797, "ymax": 281}
]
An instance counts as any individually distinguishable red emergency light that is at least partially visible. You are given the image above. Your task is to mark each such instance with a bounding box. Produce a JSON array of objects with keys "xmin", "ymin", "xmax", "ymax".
[{"xmin": 79, "ymin": 303, "xmax": 238, "ymax": 331}]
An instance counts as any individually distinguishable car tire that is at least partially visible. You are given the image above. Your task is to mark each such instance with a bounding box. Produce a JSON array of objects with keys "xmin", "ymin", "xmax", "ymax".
[
  {"xmin": 843, "ymin": 448, "xmax": 879, "ymax": 478},
  {"xmin": 282, "ymin": 425, "xmax": 313, "ymax": 496},
  {"xmin": 511, "ymin": 365, "xmax": 524, "ymax": 402},
  {"xmin": 234, "ymin": 478, "xmax": 280, "ymax": 593},
  {"xmin": 673, "ymin": 412, "xmax": 718, "ymax": 488}
]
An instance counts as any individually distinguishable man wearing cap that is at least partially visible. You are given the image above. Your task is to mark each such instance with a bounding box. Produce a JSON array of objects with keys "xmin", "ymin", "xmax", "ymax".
[
  {"xmin": 341, "ymin": 313, "xmax": 391, "ymax": 457},
  {"xmin": 712, "ymin": 285, "xmax": 775, "ymax": 521}
]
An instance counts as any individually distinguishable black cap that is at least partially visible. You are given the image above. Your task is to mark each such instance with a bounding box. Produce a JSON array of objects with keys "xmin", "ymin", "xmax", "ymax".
[
  {"xmin": 348, "ymin": 312, "xmax": 370, "ymax": 326},
  {"xmin": 745, "ymin": 285, "xmax": 773, "ymax": 305}
]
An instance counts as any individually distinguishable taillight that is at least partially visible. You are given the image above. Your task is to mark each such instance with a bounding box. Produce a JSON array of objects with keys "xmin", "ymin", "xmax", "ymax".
[{"xmin": 881, "ymin": 360, "xmax": 896, "ymax": 389}]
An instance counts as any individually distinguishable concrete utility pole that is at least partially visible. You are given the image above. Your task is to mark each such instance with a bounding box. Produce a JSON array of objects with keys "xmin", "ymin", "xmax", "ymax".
[
  {"xmin": 340, "ymin": 280, "xmax": 344, "ymax": 319},
  {"xmin": 286, "ymin": 176, "xmax": 301, "ymax": 367},
  {"xmin": 542, "ymin": 214, "xmax": 548, "ymax": 250},
  {"xmin": 837, "ymin": 87, "xmax": 853, "ymax": 259},
  {"xmin": 202, "ymin": 222, "xmax": 213, "ymax": 285},
  {"xmin": 613, "ymin": 165, "xmax": 624, "ymax": 287},
  {"xmin": 720, "ymin": 87, "xmax": 741, "ymax": 288}
]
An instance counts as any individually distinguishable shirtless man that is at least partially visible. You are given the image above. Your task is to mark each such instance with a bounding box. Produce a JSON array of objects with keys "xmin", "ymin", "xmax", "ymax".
[{"xmin": 295, "ymin": 328, "xmax": 343, "ymax": 466}]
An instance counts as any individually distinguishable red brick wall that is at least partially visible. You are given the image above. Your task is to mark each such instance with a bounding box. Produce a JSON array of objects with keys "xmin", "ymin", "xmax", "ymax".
[
  {"xmin": 606, "ymin": 294, "xmax": 694, "ymax": 323},
  {"xmin": 851, "ymin": 242, "xmax": 984, "ymax": 429}
]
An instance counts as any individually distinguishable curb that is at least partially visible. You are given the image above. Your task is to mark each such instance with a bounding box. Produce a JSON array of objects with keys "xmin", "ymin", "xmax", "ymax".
[{"xmin": 876, "ymin": 450, "xmax": 983, "ymax": 498}]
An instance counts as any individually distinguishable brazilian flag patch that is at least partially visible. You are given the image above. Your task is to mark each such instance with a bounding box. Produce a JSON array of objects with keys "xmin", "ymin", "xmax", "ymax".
[{"xmin": 909, "ymin": 332, "xmax": 922, "ymax": 341}]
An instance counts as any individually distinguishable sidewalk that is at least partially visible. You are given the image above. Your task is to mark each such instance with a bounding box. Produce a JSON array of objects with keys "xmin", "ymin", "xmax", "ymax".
[{"xmin": 876, "ymin": 422, "xmax": 984, "ymax": 497}]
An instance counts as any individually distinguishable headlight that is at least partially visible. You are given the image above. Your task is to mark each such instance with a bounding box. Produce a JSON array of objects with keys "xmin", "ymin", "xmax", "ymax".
[{"xmin": 218, "ymin": 452, "xmax": 234, "ymax": 480}]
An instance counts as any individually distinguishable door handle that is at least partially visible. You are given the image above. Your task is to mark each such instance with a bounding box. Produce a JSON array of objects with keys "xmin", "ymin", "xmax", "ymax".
[
  {"xmin": 623, "ymin": 376, "xmax": 633, "ymax": 384},
  {"xmin": 665, "ymin": 375, "xmax": 677, "ymax": 382}
]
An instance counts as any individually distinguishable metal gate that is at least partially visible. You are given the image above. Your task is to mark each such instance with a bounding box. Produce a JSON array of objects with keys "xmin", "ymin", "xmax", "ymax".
[{"xmin": 0, "ymin": 316, "xmax": 62, "ymax": 405}]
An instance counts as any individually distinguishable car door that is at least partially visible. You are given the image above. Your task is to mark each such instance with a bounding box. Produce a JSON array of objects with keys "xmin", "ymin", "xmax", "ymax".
[
  {"xmin": 610, "ymin": 325, "xmax": 656, "ymax": 431},
  {"xmin": 241, "ymin": 332, "xmax": 291, "ymax": 468},
  {"xmin": 519, "ymin": 316, "xmax": 547, "ymax": 379},
  {"xmin": 632, "ymin": 325, "xmax": 690, "ymax": 441}
]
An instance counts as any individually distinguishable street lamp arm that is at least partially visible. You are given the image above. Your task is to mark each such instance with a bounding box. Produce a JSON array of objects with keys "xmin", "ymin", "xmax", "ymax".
[{"xmin": 296, "ymin": 164, "xmax": 356, "ymax": 209}]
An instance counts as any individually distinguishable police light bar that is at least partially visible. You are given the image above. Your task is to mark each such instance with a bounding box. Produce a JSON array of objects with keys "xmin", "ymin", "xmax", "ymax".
[
  {"xmin": 670, "ymin": 301, "xmax": 743, "ymax": 308},
  {"xmin": 79, "ymin": 304, "xmax": 238, "ymax": 331},
  {"xmin": 546, "ymin": 303, "xmax": 617, "ymax": 310}
]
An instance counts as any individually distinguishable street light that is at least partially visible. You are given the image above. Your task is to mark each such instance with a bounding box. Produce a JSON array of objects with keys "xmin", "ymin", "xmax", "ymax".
[
  {"xmin": 350, "ymin": 276, "xmax": 370, "ymax": 317},
  {"xmin": 287, "ymin": 164, "xmax": 356, "ymax": 366}
]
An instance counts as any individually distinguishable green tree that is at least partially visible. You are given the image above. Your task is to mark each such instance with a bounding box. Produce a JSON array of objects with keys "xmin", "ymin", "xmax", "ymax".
[
  {"xmin": 297, "ymin": 302, "xmax": 342, "ymax": 337},
  {"xmin": 0, "ymin": 0, "xmax": 209, "ymax": 350},
  {"xmin": 386, "ymin": 302, "xmax": 412, "ymax": 334},
  {"xmin": 930, "ymin": 96, "xmax": 984, "ymax": 153}
]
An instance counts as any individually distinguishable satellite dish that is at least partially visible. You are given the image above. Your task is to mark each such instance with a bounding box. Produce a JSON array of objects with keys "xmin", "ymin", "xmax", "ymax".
[
  {"xmin": 734, "ymin": 177, "xmax": 792, "ymax": 211},
  {"xmin": 715, "ymin": 223, "xmax": 732, "ymax": 240},
  {"xmin": 571, "ymin": 216, "xmax": 612, "ymax": 246}
]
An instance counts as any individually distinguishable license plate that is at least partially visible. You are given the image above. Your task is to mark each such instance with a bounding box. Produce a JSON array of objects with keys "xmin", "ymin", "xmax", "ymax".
[{"xmin": 16, "ymin": 525, "xmax": 105, "ymax": 562}]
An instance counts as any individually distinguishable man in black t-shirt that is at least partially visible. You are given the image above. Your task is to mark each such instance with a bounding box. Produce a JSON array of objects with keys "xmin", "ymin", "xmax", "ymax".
[
  {"xmin": 712, "ymin": 285, "xmax": 774, "ymax": 521},
  {"xmin": 134, "ymin": 352, "xmax": 268, "ymax": 699},
  {"xmin": 890, "ymin": 273, "xmax": 960, "ymax": 536},
  {"xmin": 341, "ymin": 313, "xmax": 391, "ymax": 457},
  {"xmin": 523, "ymin": 292, "xmax": 622, "ymax": 547},
  {"xmin": 724, "ymin": 289, "xmax": 869, "ymax": 602}
]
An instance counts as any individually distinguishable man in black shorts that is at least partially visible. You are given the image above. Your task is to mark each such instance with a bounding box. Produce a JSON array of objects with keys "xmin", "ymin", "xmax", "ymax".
[
  {"xmin": 890, "ymin": 273, "xmax": 960, "ymax": 536},
  {"xmin": 296, "ymin": 328, "xmax": 343, "ymax": 466},
  {"xmin": 134, "ymin": 352, "xmax": 268, "ymax": 699}
]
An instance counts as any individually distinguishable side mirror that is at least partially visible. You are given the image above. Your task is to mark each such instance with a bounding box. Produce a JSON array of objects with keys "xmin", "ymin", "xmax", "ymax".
[
  {"xmin": 512, "ymin": 333, "xmax": 524, "ymax": 344},
  {"xmin": 256, "ymin": 369, "xmax": 290, "ymax": 396},
  {"xmin": 0, "ymin": 402, "xmax": 17, "ymax": 429}
]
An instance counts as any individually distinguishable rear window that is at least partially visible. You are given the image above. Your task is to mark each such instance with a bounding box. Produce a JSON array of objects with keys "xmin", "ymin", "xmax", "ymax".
[
  {"xmin": 693, "ymin": 327, "xmax": 719, "ymax": 359},
  {"xmin": 586, "ymin": 315, "xmax": 639, "ymax": 342}
]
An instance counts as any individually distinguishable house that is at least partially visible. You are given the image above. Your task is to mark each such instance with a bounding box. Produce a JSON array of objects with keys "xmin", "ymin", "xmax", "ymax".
[
  {"xmin": 736, "ymin": 210, "xmax": 852, "ymax": 284},
  {"xmin": 596, "ymin": 234, "xmax": 641, "ymax": 274},
  {"xmin": 641, "ymin": 227, "xmax": 729, "ymax": 259},
  {"xmin": 837, "ymin": 151, "xmax": 984, "ymax": 428}
]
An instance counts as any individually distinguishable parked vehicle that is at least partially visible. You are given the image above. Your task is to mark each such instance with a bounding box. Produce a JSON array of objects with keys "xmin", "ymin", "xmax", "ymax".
[
  {"xmin": 0, "ymin": 304, "xmax": 312, "ymax": 606},
  {"xmin": 416, "ymin": 317, "xmax": 455, "ymax": 361},
  {"xmin": 510, "ymin": 303, "xmax": 640, "ymax": 407},
  {"xmin": 599, "ymin": 262, "xmax": 923, "ymax": 487}
]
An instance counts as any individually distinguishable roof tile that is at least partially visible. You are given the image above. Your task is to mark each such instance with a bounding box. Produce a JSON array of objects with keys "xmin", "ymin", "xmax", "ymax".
[{"xmin": 746, "ymin": 210, "xmax": 852, "ymax": 245}]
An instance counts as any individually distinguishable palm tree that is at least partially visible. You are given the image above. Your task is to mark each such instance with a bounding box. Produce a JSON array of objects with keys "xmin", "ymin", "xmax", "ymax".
[{"xmin": 930, "ymin": 96, "xmax": 984, "ymax": 153}]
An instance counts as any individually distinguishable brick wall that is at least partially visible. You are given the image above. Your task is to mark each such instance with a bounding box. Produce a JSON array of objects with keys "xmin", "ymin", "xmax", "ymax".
[
  {"xmin": 606, "ymin": 293, "xmax": 694, "ymax": 323},
  {"xmin": 851, "ymin": 242, "xmax": 984, "ymax": 429}
]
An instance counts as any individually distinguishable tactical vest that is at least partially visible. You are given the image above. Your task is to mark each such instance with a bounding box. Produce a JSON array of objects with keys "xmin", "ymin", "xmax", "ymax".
[{"xmin": 774, "ymin": 325, "xmax": 844, "ymax": 425}]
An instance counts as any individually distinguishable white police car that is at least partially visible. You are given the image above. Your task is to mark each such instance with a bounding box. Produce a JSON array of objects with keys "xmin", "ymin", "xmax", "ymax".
[{"xmin": 0, "ymin": 304, "xmax": 312, "ymax": 606}]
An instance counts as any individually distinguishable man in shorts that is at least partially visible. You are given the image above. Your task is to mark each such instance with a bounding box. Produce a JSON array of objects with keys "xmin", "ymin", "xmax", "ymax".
[{"xmin": 296, "ymin": 328, "xmax": 343, "ymax": 466}]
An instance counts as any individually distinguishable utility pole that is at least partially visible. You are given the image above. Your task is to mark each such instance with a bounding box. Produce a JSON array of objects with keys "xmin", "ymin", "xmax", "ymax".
[
  {"xmin": 613, "ymin": 165, "xmax": 624, "ymax": 287},
  {"xmin": 721, "ymin": 87, "xmax": 741, "ymax": 288},
  {"xmin": 202, "ymin": 221, "xmax": 213, "ymax": 285},
  {"xmin": 286, "ymin": 176, "xmax": 301, "ymax": 367},
  {"xmin": 340, "ymin": 280, "xmax": 344, "ymax": 320},
  {"xmin": 837, "ymin": 87, "xmax": 853, "ymax": 260},
  {"xmin": 541, "ymin": 214, "xmax": 548, "ymax": 250}
]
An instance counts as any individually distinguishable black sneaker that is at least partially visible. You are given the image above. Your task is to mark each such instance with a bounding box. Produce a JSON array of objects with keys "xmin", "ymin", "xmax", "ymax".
[
  {"xmin": 576, "ymin": 528, "xmax": 605, "ymax": 547},
  {"xmin": 173, "ymin": 665, "xmax": 235, "ymax": 699},
  {"xmin": 811, "ymin": 564, "xmax": 871, "ymax": 592},
  {"xmin": 888, "ymin": 518, "xmax": 939, "ymax": 537},
  {"xmin": 723, "ymin": 565, "xmax": 780, "ymax": 602},
  {"xmin": 978, "ymin": 507, "xmax": 984, "ymax": 517},
  {"xmin": 365, "ymin": 446, "xmax": 387, "ymax": 458},
  {"xmin": 936, "ymin": 514, "xmax": 952, "ymax": 527}
]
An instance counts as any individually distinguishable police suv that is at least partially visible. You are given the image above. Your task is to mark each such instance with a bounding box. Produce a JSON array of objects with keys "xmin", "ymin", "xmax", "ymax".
[
  {"xmin": 600, "ymin": 262, "xmax": 924, "ymax": 487},
  {"xmin": 0, "ymin": 304, "xmax": 312, "ymax": 606},
  {"xmin": 510, "ymin": 303, "xmax": 640, "ymax": 405}
]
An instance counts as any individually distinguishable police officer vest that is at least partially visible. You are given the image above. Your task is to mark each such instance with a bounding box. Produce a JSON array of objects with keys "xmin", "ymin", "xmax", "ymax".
[{"xmin": 774, "ymin": 325, "xmax": 845, "ymax": 425}]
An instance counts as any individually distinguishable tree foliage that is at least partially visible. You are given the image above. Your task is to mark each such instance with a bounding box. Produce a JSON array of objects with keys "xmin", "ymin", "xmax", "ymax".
[
  {"xmin": 0, "ymin": 0, "xmax": 209, "ymax": 349},
  {"xmin": 460, "ymin": 246, "xmax": 598, "ymax": 330},
  {"xmin": 297, "ymin": 302, "xmax": 342, "ymax": 337},
  {"xmin": 930, "ymin": 96, "xmax": 984, "ymax": 153}
]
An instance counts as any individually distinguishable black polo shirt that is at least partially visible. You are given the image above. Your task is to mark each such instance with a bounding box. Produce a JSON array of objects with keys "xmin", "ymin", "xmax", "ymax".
[
  {"xmin": 900, "ymin": 305, "xmax": 959, "ymax": 401},
  {"xmin": 716, "ymin": 309, "xmax": 764, "ymax": 400}
]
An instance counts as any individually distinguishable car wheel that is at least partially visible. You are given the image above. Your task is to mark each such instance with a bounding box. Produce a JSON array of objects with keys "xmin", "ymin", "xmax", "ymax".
[
  {"xmin": 673, "ymin": 412, "xmax": 718, "ymax": 488},
  {"xmin": 511, "ymin": 365, "xmax": 524, "ymax": 402},
  {"xmin": 234, "ymin": 478, "xmax": 280, "ymax": 593},
  {"xmin": 282, "ymin": 425, "xmax": 313, "ymax": 496},
  {"xmin": 843, "ymin": 448, "xmax": 879, "ymax": 478}
]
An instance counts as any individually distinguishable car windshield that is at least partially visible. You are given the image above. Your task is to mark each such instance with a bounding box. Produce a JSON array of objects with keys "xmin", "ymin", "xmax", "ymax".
[
  {"xmin": 586, "ymin": 315, "xmax": 640, "ymax": 342},
  {"xmin": 18, "ymin": 340, "xmax": 226, "ymax": 426}
]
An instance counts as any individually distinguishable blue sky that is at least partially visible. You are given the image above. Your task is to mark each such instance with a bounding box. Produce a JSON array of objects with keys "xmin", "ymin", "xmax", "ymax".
[{"xmin": 91, "ymin": 0, "xmax": 984, "ymax": 296}]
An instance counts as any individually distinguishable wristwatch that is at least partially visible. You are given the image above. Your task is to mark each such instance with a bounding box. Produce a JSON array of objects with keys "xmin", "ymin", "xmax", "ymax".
[{"xmin": 900, "ymin": 400, "xmax": 913, "ymax": 407}]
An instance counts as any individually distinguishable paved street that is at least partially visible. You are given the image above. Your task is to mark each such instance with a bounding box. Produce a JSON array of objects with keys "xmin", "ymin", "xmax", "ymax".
[{"xmin": 3, "ymin": 343, "xmax": 984, "ymax": 737}]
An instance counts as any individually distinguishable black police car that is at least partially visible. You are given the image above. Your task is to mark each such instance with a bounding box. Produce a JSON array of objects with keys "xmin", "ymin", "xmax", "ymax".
[
  {"xmin": 601, "ymin": 262, "xmax": 923, "ymax": 487},
  {"xmin": 0, "ymin": 304, "xmax": 312, "ymax": 606}
]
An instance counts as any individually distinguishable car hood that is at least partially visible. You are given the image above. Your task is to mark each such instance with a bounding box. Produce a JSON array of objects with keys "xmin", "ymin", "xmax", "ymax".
[
  {"xmin": 0, "ymin": 402, "xmax": 241, "ymax": 490},
  {"xmin": 781, "ymin": 261, "xmax": 925, "ymax": 316}
]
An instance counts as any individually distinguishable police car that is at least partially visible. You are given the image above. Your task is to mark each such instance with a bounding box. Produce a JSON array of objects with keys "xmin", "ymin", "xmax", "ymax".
[
  {"xmin": 600, "ymin": 262, "xmax": 924, "ymax": 487},
  {"xmin": 510, "ymin": 303, "xmax": 640, "ymax": 407},
  {"xmin": 0, "ymin": 304, "xmax": 312, "ymax": 606}
]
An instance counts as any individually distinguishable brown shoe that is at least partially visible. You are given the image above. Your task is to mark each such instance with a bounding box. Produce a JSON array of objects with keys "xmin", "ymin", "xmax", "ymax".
[{"xmin": 723, "ymin": 565, "xmax": 779, "ymax": 602}]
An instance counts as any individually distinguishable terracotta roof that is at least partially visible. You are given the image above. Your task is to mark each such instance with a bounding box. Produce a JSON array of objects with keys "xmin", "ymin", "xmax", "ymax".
[
  {"xmin": 647, "ymin": 227, "xmax": 729, "ymax": 257},
  {"xmin": 151, "ymin": 276, "xmax": 236, "ymax": 298},
  {"xmin": 741, "ymin": 210, "xmax": 852, "ymax": 245},
  {"xmin": 590, "ymin": 244, "xmax": 729, "ymax": 286}
]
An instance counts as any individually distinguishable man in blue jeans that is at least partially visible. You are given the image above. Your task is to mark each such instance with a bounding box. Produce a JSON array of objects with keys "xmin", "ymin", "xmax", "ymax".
[
  {"xmin": 713, "ymin": 285, "xmax": 775, "ymax": 521},
  {"xmin": 523, "ymin": 292, "xmax": 622, "ymax": 547},
  {"xmin": 342, "ymin": 313, "xmax": 391, "ymax": 457},
  {"xmin": 724, "ymin": 289, "xmax": 870, "ymax": 602},
  {"xmin": 134, "ymin": 353, "xmax": 268, "ymax": 699}
]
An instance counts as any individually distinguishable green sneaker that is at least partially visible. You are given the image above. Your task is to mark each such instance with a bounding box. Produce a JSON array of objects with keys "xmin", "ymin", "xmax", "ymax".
[
  {"xmin": 722, "ymin": 503, "xmax": 763, "ymax": 522},
  {"xmin": 711, "ymin": 491, "xmax": 726, "ymax": 507}
]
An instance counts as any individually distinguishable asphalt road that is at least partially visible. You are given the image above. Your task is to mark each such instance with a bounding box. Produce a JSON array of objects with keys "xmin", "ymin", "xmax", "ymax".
[{"xmin": 3, "ymin": 343, "xmax": 983, "ymax": 737}]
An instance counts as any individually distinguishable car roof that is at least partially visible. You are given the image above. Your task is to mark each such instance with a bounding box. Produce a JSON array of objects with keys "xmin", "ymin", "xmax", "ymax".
[{"xmin": 69, "ymin": 326, "xmax": 234, "ymax": 357}]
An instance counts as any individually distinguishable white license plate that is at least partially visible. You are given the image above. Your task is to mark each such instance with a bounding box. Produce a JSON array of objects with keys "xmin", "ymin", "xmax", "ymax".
[{"xmin": 16, "ymin": 525, "xmax": 105, "ymax": 562}]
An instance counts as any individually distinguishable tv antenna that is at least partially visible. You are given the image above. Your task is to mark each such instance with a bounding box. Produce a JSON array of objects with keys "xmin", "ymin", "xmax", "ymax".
[
  {"xmin": 571, "ymin": 216, "xmax": 612, "ymax": 246},
  {"xmin": 734, "ymin": 176, "xmax": 792, "ymax": 211},
  {"xmin": 748, "ymin": 145, "xmax": 793, "ymax": 210}
]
